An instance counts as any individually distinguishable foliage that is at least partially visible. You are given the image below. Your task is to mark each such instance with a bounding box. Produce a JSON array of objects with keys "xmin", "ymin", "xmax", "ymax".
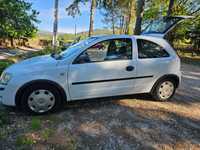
[
  {"xmin": 100, "ymin": 0, "xmax": 128, "ymax": 34},
  {"xmin": 142, "ymin": 0, "xmax": 200, "ymax": 46},
  {"xmin": 178, "ymin": 49, "xmax": 200, "ymax": 66},
  {"xmin": 0, "ymin": 0, "xmax": 39, "ymax": 46},
  {"xmin": 186, "ymin": 16, "xmax": 200, "ymax": 50},
  {"xmin": 0, "ymin": 60, "xmax": 14, "ymax": 74}
]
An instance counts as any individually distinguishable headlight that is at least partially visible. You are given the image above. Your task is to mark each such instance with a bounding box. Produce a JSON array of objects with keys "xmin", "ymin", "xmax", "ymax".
[{"xmin": 0, "ymin": 72, "xmax": 12, "ymax": 85}]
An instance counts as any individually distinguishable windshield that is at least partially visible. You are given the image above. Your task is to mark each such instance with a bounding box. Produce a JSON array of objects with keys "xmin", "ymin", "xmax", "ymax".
[{"xmin": 60, "ymin": 37, "xmax": 98, "ymax": 58}]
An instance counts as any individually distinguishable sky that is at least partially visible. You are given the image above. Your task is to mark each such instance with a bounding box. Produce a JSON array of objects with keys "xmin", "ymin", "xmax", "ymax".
[{"xmin": 26, "ymin": 0, "xmax": 105, "ymax": 33}]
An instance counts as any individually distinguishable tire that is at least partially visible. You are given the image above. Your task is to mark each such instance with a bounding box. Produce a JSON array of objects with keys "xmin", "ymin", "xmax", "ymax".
[
  {"xmin": 151, "ymin": 78, "xmax": 177, "ymax": 101},
  {"xmin": 20, "ymin": 83, "xmax": 62, "ymax": 115}
]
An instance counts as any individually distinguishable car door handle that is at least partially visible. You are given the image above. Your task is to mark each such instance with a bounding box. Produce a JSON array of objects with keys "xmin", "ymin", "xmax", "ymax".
[{"xmin": 126, "ymin": 66, "xmax": 134, "ymax": 71}]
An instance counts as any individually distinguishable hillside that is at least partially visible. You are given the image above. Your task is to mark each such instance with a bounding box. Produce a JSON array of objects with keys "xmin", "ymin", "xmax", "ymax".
[{"xmin": 37, "ymin": 29, "xmax": 113, "ymax": 41}]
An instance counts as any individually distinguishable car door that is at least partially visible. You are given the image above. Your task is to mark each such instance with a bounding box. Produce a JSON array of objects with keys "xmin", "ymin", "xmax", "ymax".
[
  {"xmin": 68, "ymin": 38, "xmax": 137, "ymax": 100},
  {"xmin": 135, "ymin": 38, "xmax": 176, "ymax": 93}
]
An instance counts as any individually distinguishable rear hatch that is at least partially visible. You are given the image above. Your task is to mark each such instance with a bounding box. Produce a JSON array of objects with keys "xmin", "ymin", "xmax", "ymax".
[{"xmin": 142, "ymin": 16, "xmax": 193, "ymax": 38}]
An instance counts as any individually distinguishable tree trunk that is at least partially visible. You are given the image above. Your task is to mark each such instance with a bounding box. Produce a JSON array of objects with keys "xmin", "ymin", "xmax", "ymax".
[
  {"xmin": 167, "ymin": 0, "xmax": 175, "ymax": 16},
  {"xmin": 111, "ymin": 11, "xmax": 115, "ymax": 34},
  {"xmin": 134, "ymin": 0, "xmax": 145, "ymax": 35},
  {"xmin": 10, "ymin": 37, "xmax": 14, "ymax": 47},
  {"xmin": 88, "ymin": 0, "xmax": 96, "ymax": 37},
  {"xmin": 52, "ymin": 0, "xmax": 59, "ymax": 51},
  {"xmin": 120, "ymin": 16, "xmax": 124, "ymax": 34},
  {"xmin": 127, "ymin": 0, "xmax": 136, "ymax": 35}
]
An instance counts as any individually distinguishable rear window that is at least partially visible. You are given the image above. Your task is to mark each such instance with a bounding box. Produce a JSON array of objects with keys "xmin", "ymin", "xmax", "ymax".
[{"xmin": 137, "ymin": 39, "xmax": 170, "ymax": 59}]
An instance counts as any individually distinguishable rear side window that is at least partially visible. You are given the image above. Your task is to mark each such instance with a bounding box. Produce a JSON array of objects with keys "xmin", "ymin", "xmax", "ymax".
[{"xmin": 137, "ymin": 39, "xmax": 169, "ymax": 59}]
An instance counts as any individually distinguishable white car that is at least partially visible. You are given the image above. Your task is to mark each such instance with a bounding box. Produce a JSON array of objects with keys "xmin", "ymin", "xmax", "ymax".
[{"xmin": 0, "ymin": 16, "xmax": 191, "ymax": 114}]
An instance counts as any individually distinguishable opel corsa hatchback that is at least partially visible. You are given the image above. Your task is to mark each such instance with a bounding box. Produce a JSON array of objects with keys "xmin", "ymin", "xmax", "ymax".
[{"xmin": 0, "ymin": 16, "xmax": 191, "ymax": 114}]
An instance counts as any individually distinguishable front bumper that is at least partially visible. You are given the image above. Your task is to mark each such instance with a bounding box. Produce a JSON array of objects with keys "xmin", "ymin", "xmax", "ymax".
[
  {"xmin": 0, "ymin": 84, "xmax": 16, "ymax": 106},
  {"xmin": 0, "ymin": 86, "xmax": 5, "ymax": 104},
  {"xmin": 0, "ymin": 96, "xmax": 2, "ymax": 104}
]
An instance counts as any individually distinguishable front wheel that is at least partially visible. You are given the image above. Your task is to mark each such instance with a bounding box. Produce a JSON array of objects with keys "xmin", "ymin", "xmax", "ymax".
[
  {"xmin": 20, "ymin": 83, "xmax": 62, "ymax": 115},
  {"xmin": 151, "ymin": 79, "xmax": 176, "ymax": 101}
]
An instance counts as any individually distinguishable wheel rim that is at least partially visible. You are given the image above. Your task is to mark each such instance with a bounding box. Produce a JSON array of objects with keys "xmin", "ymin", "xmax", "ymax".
[
  {"xmin": 28, "ymin": 89, "xmax": 55, "ymax": 113},
  {"xmin": 158, "ymin": 81, "xmax": 175, "ymax": 100}
]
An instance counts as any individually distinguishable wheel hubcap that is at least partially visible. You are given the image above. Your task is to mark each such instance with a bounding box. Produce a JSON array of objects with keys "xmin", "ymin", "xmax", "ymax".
[
  {"xmin": 28, "ymin": 90, "xmax": 55, "ymax": 113},
  {"xmin": 158, "ymin": 81, "xmax": 174, "ymax": 100}
]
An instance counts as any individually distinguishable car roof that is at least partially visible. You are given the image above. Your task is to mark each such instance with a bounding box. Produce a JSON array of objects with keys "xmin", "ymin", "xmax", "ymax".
[
  {"xmin": 91, "ymin": 34, "xmax": 132, "ymax": 39},
  {"xmin": 91, "ymin": 34, "xmax": 166, "ymax": 43}
]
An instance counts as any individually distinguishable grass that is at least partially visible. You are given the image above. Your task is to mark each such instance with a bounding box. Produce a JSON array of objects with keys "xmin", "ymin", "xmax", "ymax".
[
  {"xmin": 42, "ymin": 114, "xmax": 63, "ymax": 124},
  {"xmin": 0, "ymin": 111, "xmax": 10, "ymax": 127},
  {"xmin": 16, "ymin": 135, "xmax": 36, "ymax": 147},
  {"xmin": 31, "ymin": 117, "xmax": 41, "ymax": 131},
  {"xmin": 64, "ymin": 128, "xmax": 77, "ymax": 150},
  {"xmin": 0, "ymin": 128, "xmax": 8, "ymax": 140},
  {"xmin": 41, "ymin": 128, "xmax": 54, "ymax": 141}
]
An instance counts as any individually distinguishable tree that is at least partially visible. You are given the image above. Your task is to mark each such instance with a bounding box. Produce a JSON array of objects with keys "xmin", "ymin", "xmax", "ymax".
[
  {"xmin": 101, "ymin": 9, "xmax": 118, "ymax": 34},
  {"xmin": 167, "ymin": 0, "xmax": 175, "ymax": 16},
  {"xmin": 100, "ymin": 0, "xmax": 135, "ymax": 35},
  {"xmin": 100, "ymin": 0, "xmax": 123, "ymax": 34},
  {"xmin": 134, "ymin": 0, "xmax": 145, "ymax": 35},
  {"xmin": 52, "ymin": 0, "xmax": 59, "ymax": 51},
  {"xmin": 0, "ymin": 0, "xmax": 39, "ymax": 47},
  {"xmin": 127, "ymin": 0, "xmax": 136, "ymax": 35},
  {"xmin": 142, "ymin": 0, "xmax": 200, "ymax": 47},
  {"xmin": 66, "ymin": 0, "xmax": 97, "ymax": 37},
  {"xmin": 89, "ymin": 0, "xmax": 96, "ymax": 36}
]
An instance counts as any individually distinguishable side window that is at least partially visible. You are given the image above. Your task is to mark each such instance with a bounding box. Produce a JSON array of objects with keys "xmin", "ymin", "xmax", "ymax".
[
  {"xmin": 74, "ymin": 38, "xmax": 132, "ymax": 64},
  {"xmin": 137, "ymin": 39, "xmax": 169, "ymax": 59}
]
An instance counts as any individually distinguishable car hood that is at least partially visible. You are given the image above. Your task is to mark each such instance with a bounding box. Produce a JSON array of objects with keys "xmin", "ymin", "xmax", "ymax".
[{"xmin": 5, "ymin": 55, "xmax": 58, "ymax": 74}]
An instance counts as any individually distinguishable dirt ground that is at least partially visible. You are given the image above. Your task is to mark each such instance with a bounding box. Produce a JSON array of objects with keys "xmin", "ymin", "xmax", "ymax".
[{"xmin": 0, "ymin": 63, "xmax": 200, "ymax": 150}]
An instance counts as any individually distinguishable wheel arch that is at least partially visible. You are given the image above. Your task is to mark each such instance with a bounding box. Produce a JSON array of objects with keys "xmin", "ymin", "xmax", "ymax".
[
  {"xmin": 151, "ymin": 74, "xmax": 180, "ymax": 93},
  {"xmin": 15, "ymin": 79, "xmax": 67, "ymax": 108}
]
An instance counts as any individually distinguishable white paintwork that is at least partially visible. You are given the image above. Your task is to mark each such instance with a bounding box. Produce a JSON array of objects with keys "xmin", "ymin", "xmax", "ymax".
[{"xmin": 0, "ymin": 34, "xmax": 181, "ymax": 107}]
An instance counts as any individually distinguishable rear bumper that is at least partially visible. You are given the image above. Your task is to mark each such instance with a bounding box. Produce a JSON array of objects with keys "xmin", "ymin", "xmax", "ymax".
[{"xmin": 177, "ymin": 70, "xmax": 182, "ymax": 87}]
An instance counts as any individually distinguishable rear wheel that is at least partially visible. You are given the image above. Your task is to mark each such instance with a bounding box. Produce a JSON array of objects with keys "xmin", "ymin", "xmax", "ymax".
[
  {"xmin": 20, "ymin": 83, "xmax": 62, "ymax": 115},
  {"xmin": 151, "ymin": 79, "xmax": 176, "ymax": 101}
]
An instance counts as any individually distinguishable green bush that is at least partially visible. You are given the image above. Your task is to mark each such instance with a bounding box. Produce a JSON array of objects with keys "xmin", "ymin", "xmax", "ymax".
[{"xmin": 0, "ymin": 60, "xmax": 14, "ymax": 74}]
